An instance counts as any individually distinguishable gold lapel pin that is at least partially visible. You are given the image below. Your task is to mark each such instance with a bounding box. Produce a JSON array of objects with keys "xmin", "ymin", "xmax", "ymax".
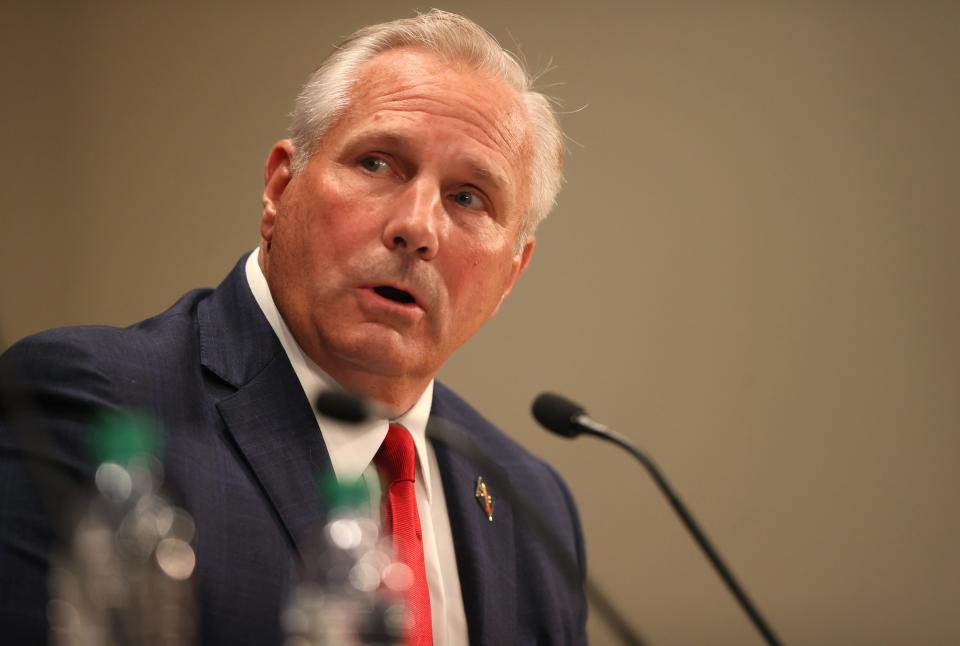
[{"xmin": 474, "ymin": 476, "xmax": 494, "ymax": 522}]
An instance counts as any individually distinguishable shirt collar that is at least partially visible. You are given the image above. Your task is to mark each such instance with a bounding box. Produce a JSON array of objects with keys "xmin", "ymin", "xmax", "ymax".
[{"xmin": 244, "ymin": 249, "xmax": 436, "ymax": 501}]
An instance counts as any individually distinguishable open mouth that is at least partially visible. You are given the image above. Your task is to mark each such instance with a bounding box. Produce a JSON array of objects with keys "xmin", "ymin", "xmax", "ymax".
[{"xmin": 373, "ymin": 285, "xmax": 417, "ymax": 306}]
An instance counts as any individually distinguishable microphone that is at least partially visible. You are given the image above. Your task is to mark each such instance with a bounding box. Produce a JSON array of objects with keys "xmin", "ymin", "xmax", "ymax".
[
  {"xmin": 315, "ymin": 390, "xmax": 371, "ymax": 424},
  {"xmin": 316, "ymin": 390, "xmax": 648, "ymax": 646},
  {"xmin": 531, "ymin": 392, "xmax": 609, "ymax": 437},
  {"xmin": 532, "ymin": 392, "xmax": 783, "ymax": 646}
]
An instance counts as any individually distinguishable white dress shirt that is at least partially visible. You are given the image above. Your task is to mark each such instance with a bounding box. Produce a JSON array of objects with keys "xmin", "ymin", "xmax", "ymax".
[{"xmin": 244, "ymin": 249, "xmax": 468, "ymax": 645}]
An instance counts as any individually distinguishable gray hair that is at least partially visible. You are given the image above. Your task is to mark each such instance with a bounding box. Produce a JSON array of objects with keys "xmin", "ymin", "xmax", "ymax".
[{"xmin": 289, "ymin": 9, "xmax": 564, "ymax": 245}]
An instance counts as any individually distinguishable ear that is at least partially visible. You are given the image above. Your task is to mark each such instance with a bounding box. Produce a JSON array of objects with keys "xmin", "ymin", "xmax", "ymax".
[
  {"xmin": 261, "ymin": 139, "xmax": 296, "ymax": 244},
  {"xmin": 493, "ymin": 237, "xmax": 536, "ymax": 315}
]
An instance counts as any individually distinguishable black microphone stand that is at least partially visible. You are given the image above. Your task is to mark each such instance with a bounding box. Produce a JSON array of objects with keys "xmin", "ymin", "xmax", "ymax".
[
  {"xmin": 533, "ymin": 393, "xmax": 782, "ymax": 646},
  {"xmin": 581, "ymin": 424, "xmax": 781, "ymax": 646}
]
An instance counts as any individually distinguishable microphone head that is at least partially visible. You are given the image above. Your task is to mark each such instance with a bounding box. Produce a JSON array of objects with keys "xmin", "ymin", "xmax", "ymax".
[
  {"xmin": 532, "ymin": 392, "xmax": 587, "ymax": 438},
  {"xmin": 315, "ymin": 390, "xmax": 370, "ymax": 424}
]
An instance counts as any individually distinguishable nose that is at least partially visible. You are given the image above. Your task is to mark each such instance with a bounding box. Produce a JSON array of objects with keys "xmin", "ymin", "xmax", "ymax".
[{"xmin": 382, "ymin": 179, "xmax": 441, "ymax": 260}]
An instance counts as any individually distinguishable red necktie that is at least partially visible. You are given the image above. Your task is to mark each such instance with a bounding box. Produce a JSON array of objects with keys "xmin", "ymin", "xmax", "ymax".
[{"xmin": 375, "ymin": 423, "xmax": 433, "ymax": 646}]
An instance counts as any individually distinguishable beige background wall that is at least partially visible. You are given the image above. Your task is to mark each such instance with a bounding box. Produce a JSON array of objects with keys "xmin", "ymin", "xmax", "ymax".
[{"xmin": 2, "ymin": 2, "xmax": 958, "ymax": 644}]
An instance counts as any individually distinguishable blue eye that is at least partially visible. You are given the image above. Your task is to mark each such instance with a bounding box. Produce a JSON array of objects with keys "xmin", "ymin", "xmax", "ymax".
[
  {"xmin": 360, "ymin": 156, "xmax": 388, "ymax": 173},
  {"xmin": 454, "ymin": 190, "xmax": 486, "ymax": 211}
]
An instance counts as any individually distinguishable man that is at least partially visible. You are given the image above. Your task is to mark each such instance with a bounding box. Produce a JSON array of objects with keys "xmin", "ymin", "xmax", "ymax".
[{"xmin": 0, "ymin": 11, "xmax": 586, "ymax": 645}]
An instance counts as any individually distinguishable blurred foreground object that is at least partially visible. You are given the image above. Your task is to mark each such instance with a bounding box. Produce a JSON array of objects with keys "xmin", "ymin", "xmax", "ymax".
[
  {"xmin": 283, "ymin": 476, "xmax": 407, "ymax": 646},
  {"xmin": 48, "ymin": 412, "xmax": 197, "ymax": 646}
]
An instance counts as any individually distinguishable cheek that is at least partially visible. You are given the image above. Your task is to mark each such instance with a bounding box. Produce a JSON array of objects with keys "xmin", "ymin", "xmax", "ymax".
[
  {"xmin": 287, "ymin": 195, "xmax": 374, "ymax": 261},
  {"xmin": 315, "ymin": 179, "xmax": 388, "ymax": 239},
  {"xmin": 446, "ymin": 252, "xmax": 513, "ymax": 311}
]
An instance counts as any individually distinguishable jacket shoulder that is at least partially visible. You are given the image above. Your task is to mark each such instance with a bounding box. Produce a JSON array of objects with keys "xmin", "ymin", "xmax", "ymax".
[
  {"xmin": 0, "ymin": 287, "xmax": 214, "ymax": 437},
  {"xmin": 2, "ymin": 288, "xmax": 212, "ymax": 382}
]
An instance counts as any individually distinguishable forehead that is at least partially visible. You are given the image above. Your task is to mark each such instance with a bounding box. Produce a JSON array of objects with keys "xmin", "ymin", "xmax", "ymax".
[{"xmin": 330, "ymin": 48, "xmax": 532, "ymax": 194}]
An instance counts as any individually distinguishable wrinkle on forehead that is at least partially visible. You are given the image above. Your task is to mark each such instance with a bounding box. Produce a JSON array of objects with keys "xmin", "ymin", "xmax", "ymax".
[
  {"xmin": 368, "ymin": 87, "xmax": 529, "ymax": 161},
  {"xmin": 347, "ymin": 47, "xmax": 532, "ymax": 170}
]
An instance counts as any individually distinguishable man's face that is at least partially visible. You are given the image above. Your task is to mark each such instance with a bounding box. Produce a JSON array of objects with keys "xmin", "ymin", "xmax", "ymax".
[{"xmin": 260, "ymin": 47, "xmax": 535, "ymax": 397}]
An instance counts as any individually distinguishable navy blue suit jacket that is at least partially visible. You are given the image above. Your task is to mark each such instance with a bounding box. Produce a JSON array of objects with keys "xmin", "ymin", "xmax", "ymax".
[{"xmin": 0, "ymin": 257, "xmax": 588, "ymax": 645}]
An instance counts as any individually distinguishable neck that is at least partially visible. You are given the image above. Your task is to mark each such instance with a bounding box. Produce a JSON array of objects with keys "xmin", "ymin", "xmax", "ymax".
[{"xmin": 319, "ymin": 362, "xmax": 429, "ymax": 418}]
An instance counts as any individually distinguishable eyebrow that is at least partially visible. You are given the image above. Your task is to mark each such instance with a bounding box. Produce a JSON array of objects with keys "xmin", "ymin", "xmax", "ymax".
[
  {"xmin": 349, "ymin": 129, "xmax": 410, "ymax": 150},
  {"xmin": 466, "ymin": 163, "xmax": 509, "ymax": 194}
]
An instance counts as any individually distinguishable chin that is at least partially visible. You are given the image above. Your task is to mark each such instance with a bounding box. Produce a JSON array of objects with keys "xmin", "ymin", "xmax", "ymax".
[{"xmin": 327, "ymin": 331, "xmax": 434, "ymax": 380}]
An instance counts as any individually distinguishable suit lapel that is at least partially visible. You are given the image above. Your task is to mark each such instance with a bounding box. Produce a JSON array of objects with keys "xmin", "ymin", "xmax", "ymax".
[
  {"xmin": 215, "ymin": 354, "xmax": 332, "ymax": 557},
  {"xmin": 430, "ymin": 412, "xmax": 518, "ymax": 645},
  {"xmin": 198, "ymin": 258, "xmax": 333, "ymax": 559}
]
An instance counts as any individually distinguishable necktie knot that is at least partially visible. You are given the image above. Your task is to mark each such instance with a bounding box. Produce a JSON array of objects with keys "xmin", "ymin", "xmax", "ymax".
[{"xmin": 375, "ymin": 423, "xmax": 416, "ymax": 484}]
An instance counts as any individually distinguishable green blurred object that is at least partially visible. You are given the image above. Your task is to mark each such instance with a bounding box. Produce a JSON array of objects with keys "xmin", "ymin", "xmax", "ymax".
[
  {"xmin": 319, "ymin": 471, "xmax": 370, "ymax": 510},
  {"xmin": 89, "ymin": 410, "xmax": 161, "ymax": 464}
]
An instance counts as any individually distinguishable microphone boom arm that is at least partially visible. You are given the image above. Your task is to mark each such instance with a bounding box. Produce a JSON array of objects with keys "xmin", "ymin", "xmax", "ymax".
[{"xmin": 574, "ymin": 423, "xmax": 782, "ymax": 646}]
